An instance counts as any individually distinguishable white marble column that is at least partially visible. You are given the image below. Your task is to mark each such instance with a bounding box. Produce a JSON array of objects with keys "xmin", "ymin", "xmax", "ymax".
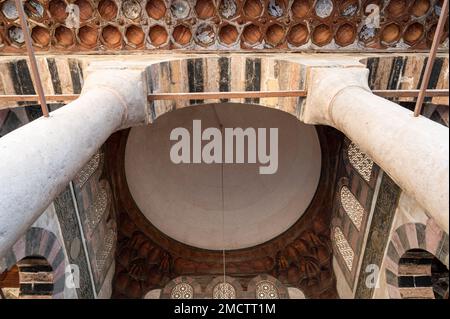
[
  {"xmin": 0, "ymin": 68, "xmax": 148, "ymax": 258},
  {"xmin": 302, "ymin": 67, "xmax": 449, "ymax": 233}
]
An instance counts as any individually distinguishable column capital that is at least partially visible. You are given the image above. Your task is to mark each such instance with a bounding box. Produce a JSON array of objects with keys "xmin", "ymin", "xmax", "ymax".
[
  {"xmin": 82, "ymin": 66, "xmax": 149, "ymax": 129},
  {"xmin": 301, "ymin": 67, "xmax": 371, "ymax": 126}
]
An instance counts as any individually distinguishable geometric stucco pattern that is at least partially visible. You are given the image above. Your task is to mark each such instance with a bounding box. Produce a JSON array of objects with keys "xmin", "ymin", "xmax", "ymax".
[
  {"xmin": 333, "ymin": 227, "xmax": 354, "ymax": 271},
  {"xmin": 54, "ymin": 186, "xmax": 95, "ymax": 299},
  {"xmin": 156, "ymin": 274, "xmax": 291, "ymax": 299},
  {"xmin": 204, "ymin": 276, "xmax": 244, "ymax": 299},
  {"xmin": 331, "ymin": 137, "xmax": 380, "ymax": 290},
  {"xmin": 384, "ymin": 219, "xmax": 449, "ymax": 299},
  {"xmin": 247, "ymin": 274, "xmax": 289, "ymax": 299},
  {"xmin": 347, "ymin": 143, "xmax": 373, "ymax": 183},
  {"xmin": 74, "ymin": 152, "xmax": 102, "ymax": 189},
  {"xmin": 0, "ymin": 227, "xmax": 65, "ymax": 299},
  {"xmin": 170, "ymin": 282, "xmax": 194, "ymax": 299},
  {"xmin": 73, "ymin": 150, "xmax": 116, "ymax": 294},
  {"xmin": 162, "ymin": 275, "xmax": 285, "ymax": 299},
  {"xmin": 355, "ymin": 173, "xmax": 401, "ymax": 299},
  {"xmin": 160, "ymin": 276, "xmax": 202, "ymax": 299},
  {"xmin": 340, "ymin": 186, "xmax": 365, "ymax": 231}
]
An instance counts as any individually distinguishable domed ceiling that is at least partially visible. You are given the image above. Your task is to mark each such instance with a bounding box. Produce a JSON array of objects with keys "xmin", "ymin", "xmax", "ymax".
[{"xmin": 124, "ymin": 103, "xmax": 321, "ymax": 250}]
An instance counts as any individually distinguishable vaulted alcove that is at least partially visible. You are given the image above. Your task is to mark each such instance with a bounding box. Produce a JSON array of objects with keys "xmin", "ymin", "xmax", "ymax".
[{"xmin": 105, "ymin": 102, "xmax": 343, "ymax": 298}]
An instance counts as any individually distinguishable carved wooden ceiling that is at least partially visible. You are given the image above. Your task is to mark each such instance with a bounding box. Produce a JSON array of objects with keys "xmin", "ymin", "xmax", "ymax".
[
  {"xmin": 0, "ymin": 0, "xmax": 448, "ymax": 54},
  {"xmin": 104, "ymin": 121, "xmax": 343, "ymax": 299}
]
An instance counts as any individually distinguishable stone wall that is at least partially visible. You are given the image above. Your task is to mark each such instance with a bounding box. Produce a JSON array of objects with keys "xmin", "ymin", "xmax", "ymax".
[
  {"xmin": 0, "ymin": 56, "xmax": 85, "ymax": 110},
  {"xmin": 329, "ymin": 135, "xmax": 405, "ymax": 299},
  {"xmin": 0, "ymin": 211, "xmax": 78, "ymax": 299},
  {"xmin": 363, "ymin": 54, "xmax": 449, "ymax": 106},
  {"xmin": 331, "ymin": 138, "xmax": 383, "ymax": 297},
  {"xmin": 373, "ymin": 192, "xmax": 449, "ymax": 299},
  {"xmin": 71, "ymin": 148, "xmax": 117, "ymax": 296},
  {"xmin": 353, "ymin": 173, "xmax": 401, "ymax": 298}
]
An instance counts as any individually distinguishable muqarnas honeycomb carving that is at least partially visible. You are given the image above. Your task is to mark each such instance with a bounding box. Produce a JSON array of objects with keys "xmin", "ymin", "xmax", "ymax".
[{"xmin": 0, "ymin": 0, "xmax": 448, "ymax": 53}]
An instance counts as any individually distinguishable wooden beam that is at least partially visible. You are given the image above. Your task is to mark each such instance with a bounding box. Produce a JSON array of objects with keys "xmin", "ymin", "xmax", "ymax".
[
  {"xmin": 148, "ymin": 90, "xmax": 448, "ymax": 100},
  {"xmin": 147, "ymin": 90, "xmax": 308, "ymax": 100},
  {"xmin": 0, "ymin": 89, "xmax": 448, "ymax": 109},
  {"xmin": 14, "ymin": 0, "xmax": 49, "ymax": 117},
  {"xmin": 373, "ymin": 89, "xmax": 449, "ymax": 98},
  {"xmin": 0, "ymin": 94, "xmax": 79, "ymax": 103}
]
